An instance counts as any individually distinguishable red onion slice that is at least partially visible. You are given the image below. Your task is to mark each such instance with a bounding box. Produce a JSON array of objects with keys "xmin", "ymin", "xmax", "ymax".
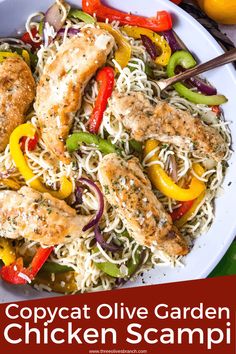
[
  {"xmin": 74, "ymin": 185, "xmax": 83, "ymax": 205},
  {"xmin": 140, "ymin": 34, "xmax": 158, "ymax": 60},
  {"xmin": 94, "ymin": 225, "xmax": 122, "ymax": 252},
  {"xmin": 187, "ymin": 77, "xmax": 217, "ymax": 96},
  {"xmin": 163, "ymin": 29, "xmax": 217, "ymax": 95},
  {"xmin": 44, "ymin": 1, "xmax": 70, "ymax": 35},
  {"xmin": 57, "ymin": 28, "xmax": 80, "ymax": 37},
  {"xmin": 162, "ymin": 30, "xmax": 183, "ymax": 53},
  {"xmin": 79, "ymin": 178, "xmax": 104, "ymax": 232}
]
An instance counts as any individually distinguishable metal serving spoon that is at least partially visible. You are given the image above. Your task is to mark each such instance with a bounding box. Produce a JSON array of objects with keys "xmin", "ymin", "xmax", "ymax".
[{"xmin": 157, "ymin": 48, "xmax": 236, "ymax": 91}]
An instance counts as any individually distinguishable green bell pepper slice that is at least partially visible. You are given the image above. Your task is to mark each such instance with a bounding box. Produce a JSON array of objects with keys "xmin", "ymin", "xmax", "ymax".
[
  {"xmin": 144, "ymin": 63, "xmax": 154, "ymax": 79},
  {"xmin": 34, "ymin": 271, "xmax": 77, "ymax": 293},
  {"xmin": 38, "ymin": 20, "xmax": 44, "ymax": 36},
  {"xmin": 69, "ymin": 9, "xmax": 96, "ymax": 24},
  {"xmin": 94, "ymin": 257, "xmax": 122, "ymax": 278},
  {"xmin": 67, "ymin": 132, "xmax": 142, "ymax": 157},
  {"xmin": 41, "ymin": 261, "xmax": 73, "ymax": 274},
  {"xmin": 66, "ymin": 131, "xmax": 119, "ymax": 155},
  {"xmin": 93, "ymin": 246, "xmax": 144, "ymax": 278},
  {"xmin": 166, "ymin": 50, "xmax": 227, "ymax": 105},
  {"xmin": 129, "ymin": 139, "xmax": 143, "ymax": 153}
]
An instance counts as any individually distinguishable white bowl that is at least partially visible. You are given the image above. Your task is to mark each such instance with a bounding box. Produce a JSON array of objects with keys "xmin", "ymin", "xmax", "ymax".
[{"xmin": 0, "ymin": 0, "xmax": 235, "ymax": 302}]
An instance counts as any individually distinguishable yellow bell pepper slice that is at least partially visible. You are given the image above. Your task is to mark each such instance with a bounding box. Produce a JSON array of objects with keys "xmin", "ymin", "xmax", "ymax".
[
  {"xmin": 9, "ymin": 123, "xmax": 73, "ymax": 200},
  {"xmin": 0, "ymin": 51, "xmax": 20, "ymax": 63},
  {"xmin": 0, "ymin": 50, "xmax": 30, "ymax": 66},
  {"xmin": 0, "ymin": 178, "xmax": 20, "ymax": 190},
  {"xmin": 22, "ymin": 49, "xmax": 31, "ymax": 66},
  {"xmin": 0, "ymin": 238, "xmax": 16, "ymax": 266},
  {"xmin": 121, "ymin": 26, "xmax": 171, "ymax": 66},
  {"xmin": 175, "ymin": 192, "xmax": 206, "ymax": 228},
  {"xmin": 144, "ymin": 139, "xmax": 206, "ymax": 201},
  {"xmin": 98, "ymin": 22, "xmax": 131, "ymax": 70},
  {"xmin": 56, "ymin": 176, "xmax": 74, "ymax": 199}
]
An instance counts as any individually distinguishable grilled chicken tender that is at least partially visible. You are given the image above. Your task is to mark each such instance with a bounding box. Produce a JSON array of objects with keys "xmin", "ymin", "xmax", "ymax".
[
  {"xmin": 0, "ymin": 187, "xmax": 92, "ymax": 246},
  {"xmin": 111, "ymin": 91, "xmax": 226, "ymax": 162},
  {"xmin": 0, "ymin": 57, "xmax": 35, "ymax": 152},
  {"xmin": 35, "ymin": 27, "xmax": 115, "ymax": 163},
  {"xmin": 98, "ymin": 154, "xmax": 188, "ymax": 256}
]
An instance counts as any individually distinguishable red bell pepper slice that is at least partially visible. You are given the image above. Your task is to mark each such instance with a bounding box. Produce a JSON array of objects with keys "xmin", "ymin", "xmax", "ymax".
[
  {"xmin": 20, "ymin": 133, "xmax": 39, "ymax": 152},
  {"xmin": 171, "ymin": 200, "xmax": 195, "ymax": 221},
  {"xmin": 21, "ymin": 28, "xmax": 41, "ymax": 50},
  {"xmin": 0, "ymin": 246, "xmax": 53, "ymax": 284},
  {"xmin": 88, "ymin": 66, "xmax": 115, "ymax": 134},
  {"xmin": 211, "ymin": 105, "xmax": 221, "ymax": 116},
  {"xmin": 82, "ymin": 0, "xmax": 172, "ymax": 32}
]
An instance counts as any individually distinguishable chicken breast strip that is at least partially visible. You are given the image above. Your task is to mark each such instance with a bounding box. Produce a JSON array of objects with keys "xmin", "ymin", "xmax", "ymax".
[
  {"xmin": 0, "ymin": 187, "xmax": 92, "ymax": 246},
  {"xmin": 98, "ymin": 154, "xmax": 188, "ymax": 256},
  {"xmin": 0, "ymin": 57, "xmax": 35, "ymax": 152},
  {"xmin": 111, "ymin": 91, "xmax": 226, "ymax": 162},
  {"xmin": 35, "ymin": 27, "xmax": 115, "ymax": 164}
]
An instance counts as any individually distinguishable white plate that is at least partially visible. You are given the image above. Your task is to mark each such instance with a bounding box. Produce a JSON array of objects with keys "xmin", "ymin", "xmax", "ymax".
[{"xmin": 0, "ymin": 0, "xmax": 235, "ymax": 302}]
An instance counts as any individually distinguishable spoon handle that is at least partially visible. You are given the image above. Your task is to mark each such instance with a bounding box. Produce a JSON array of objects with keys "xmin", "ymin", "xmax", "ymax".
[{"xmin": 159, "ymin": 48, "xmax": 236, "ymax": 90}]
